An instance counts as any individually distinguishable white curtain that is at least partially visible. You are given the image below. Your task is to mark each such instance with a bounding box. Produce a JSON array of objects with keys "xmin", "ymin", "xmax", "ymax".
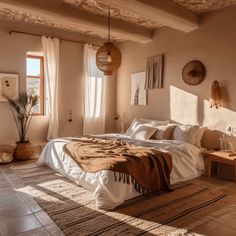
[
  {"xmin": 83, "ymin": 44, "xmax": 105, "ymax": 135},
  {"xmin": 42, "ymin": 36, "xmax": 60, "ymax": 140}
]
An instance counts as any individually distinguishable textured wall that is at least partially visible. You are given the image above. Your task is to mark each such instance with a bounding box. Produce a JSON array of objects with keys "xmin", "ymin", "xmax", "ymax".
[{"xmin": 116, "ymin": 7, "xmax": 236, "ymax": 147}]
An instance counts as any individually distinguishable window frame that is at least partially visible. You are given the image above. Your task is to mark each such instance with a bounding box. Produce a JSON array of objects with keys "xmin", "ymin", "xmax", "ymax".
[{"xmin": 26, "ymin": 54, "xmax": 45, "ymax": 116}]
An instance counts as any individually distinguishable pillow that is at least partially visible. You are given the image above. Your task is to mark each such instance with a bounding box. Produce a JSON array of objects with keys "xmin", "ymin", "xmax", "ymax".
[
  {"xmin": 125, "ymin": 119, "xmax": 147, "ymax": 136},
  {"xmin": 172, "ymin": 124, "xmax": 200, "ymax": 145},
  {"xmin": 129, "ymin": 125, "xmax": 157, "ymax": 140},
  {"xmin": 194, "ymin": 127, "xmax": 207, "ymax": 148},
  {"xmin": 126, "ymin": 118, "xmax": 170, "ymax": 135},
  {"xmin": 152, "ymin": 124, "xmax": 176, "ymax": 140},
  {"xmin": 139, "ymin": 119, "xmax": 170, "ymax": 126}
]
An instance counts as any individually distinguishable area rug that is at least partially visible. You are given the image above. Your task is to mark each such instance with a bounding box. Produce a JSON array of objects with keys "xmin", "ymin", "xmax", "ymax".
[{"xmin": 11, "ymin": 161, "xmax": 236, "ymax": 236}]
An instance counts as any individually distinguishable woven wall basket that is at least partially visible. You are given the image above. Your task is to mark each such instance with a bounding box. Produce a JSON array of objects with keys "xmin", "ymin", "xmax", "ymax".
[
  {"xmin": 210, "ymin": 80, "xmax": 221, "ymax": 108},
  {"xmin": 96, "ymin": 42, "xmax": 122, "ymax": 76}
]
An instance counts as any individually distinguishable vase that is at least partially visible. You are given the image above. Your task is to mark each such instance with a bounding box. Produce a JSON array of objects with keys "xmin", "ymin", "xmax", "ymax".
[{"xmin": 14, "ymin": 141, "xmax": 34, "ymax": 161}]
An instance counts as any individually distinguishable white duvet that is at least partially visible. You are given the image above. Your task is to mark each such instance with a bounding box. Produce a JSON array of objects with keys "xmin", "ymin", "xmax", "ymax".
[{"xmin": 38, "ymin": 134, "xmax": 205, "ymax": 209}]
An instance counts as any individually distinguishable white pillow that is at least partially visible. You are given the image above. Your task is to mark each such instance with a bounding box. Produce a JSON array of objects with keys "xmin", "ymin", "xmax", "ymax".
[
  {"xmin": 152, "ymin": 124, "xmax": 176, "ymax": 140},
  {"xmin": 129, "ymin": 125, "xmax": 158, "ymax": 140},
  {"xmin": 139, "ymin": 119, "xmax": 170, "ymax": 126},
  {"xmin": 195, "ymin": 127, "xmax": 207, "ymax": 148},
  {"xmin": 172, "ymin": 124, "xmax": 200, "ymax": 145},
  {"xmin": 125, "ymin": 119, "xmax": 147, "ymax": 136},
  {"xmin": 126, "ymin": 118, "xmax": 170, "ymax": 135}
]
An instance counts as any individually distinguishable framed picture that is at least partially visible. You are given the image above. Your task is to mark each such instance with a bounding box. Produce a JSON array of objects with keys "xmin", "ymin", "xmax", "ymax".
[
  {"xmin": 131, "ymin": 72, "xmax": 147, "ymax": 106},
  {"xmin": 0, "ymin": 73, "xmax": 19, "ymax": 102}
]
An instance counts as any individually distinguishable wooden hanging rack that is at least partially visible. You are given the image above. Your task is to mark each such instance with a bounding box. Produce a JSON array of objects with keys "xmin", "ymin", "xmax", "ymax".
[{"xmin": 10, "ymin": 30, "xmax": 101, "ymax": 47}]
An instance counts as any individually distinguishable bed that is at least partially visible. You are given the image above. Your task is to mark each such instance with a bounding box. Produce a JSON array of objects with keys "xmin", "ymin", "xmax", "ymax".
[{"xmin": 39, "ymin": 132, "xmax": 205, "ymax": 210}]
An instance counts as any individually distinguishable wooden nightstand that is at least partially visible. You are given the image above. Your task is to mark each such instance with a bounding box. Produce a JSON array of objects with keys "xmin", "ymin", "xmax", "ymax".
[{"xmin": 203, "ymin": 151, "xmax": 236, "ymax": 181}]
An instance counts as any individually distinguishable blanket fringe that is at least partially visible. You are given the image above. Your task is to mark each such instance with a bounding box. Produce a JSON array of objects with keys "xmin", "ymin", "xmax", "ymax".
[{"xmin": 113, "ymin": 171, "xmax": 155, "ymax": 196}]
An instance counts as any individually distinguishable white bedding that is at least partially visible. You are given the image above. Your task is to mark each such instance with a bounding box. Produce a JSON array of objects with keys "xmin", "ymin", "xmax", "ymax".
[{"xmin": 38, "ymin": 133, "xmax": 205, "ymax": 209}]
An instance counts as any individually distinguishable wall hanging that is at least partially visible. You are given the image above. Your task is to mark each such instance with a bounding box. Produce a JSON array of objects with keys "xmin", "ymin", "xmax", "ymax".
[
  {"xmin": 96, "ymin": 6, "xmax": 121, "ymax": 76},
  {"xmin": 145, "ymin": 54, "xmax": 164, "ymax": 89},
  {"xmin": 0, "ymin": 73, "xmax": 19, "ymax": 102},
  {"xmin": 209, "ymin": 80, "xmax": 221, "ymax": 109},
  {"xmin": 131, "ymin": 72, "xmax": 147, "ymax": 106},
  {"xmin": 182, "ymin": 60, "xmax": 206, "ymax": 85}
]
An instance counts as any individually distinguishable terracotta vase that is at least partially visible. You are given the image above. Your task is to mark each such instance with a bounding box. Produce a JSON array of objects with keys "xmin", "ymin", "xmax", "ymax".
[{"xmin": 14, "ymin": 141, "xmax": 33, "ymax": 161}]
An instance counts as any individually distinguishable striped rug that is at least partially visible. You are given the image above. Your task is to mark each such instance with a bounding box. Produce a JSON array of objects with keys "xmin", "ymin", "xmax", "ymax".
[{"xmin": 11, "ymin": 161, "xmax": 236, "ymax": 236}]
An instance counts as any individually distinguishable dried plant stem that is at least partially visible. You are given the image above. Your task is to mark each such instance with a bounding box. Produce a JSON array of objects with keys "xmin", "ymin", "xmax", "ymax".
[
  {"xmin": 6, "ymin": 93, "xmax": 39, "ymax": 143},
  {"xmin": 9, "ymin": 105, "xmax": 21, "ymax": 140}
]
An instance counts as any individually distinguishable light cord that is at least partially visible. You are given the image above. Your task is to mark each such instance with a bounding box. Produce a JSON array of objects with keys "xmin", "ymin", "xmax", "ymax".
[{"xmin": 108, "ymin": 5, "xmax": 111, "ymax": 42}]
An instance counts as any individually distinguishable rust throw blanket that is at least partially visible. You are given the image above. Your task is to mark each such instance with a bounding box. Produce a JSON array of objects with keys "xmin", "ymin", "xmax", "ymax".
[{"xmin": 64, "ymin": 137, "xmax": 172, "ymax": 194}]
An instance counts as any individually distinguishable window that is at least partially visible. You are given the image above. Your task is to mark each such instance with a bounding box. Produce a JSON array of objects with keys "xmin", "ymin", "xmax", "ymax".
[{"xmin": 26, "ymin": 54, "xmax": 44, "ymax": 115}]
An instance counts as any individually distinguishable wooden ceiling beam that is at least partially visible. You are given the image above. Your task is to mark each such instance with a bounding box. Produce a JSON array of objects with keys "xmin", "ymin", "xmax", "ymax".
[
  {"xmin": 96, "ymin": 0, "xmax": 199, "ymax": 32},
  {"xmin": 0, "ymin": 0, "xmax": 153, "ymax": 43}
]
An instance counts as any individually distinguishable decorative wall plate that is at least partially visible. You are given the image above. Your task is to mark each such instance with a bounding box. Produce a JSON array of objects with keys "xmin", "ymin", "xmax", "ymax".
[{"xmin": 182, "ymin": 60, "xmax": 206, "ymax": 86}]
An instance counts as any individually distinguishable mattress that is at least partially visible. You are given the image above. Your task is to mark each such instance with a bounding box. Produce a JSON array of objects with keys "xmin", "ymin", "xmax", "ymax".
[{"xmin": 38, "ymin": 134, "xmax": 205, "ymax": 209}]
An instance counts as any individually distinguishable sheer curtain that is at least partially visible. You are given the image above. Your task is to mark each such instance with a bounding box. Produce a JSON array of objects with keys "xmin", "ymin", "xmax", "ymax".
[
  {"xmin": 42, "ymin": 36, "xmax": 60, "ymax": 140},
  {"xmin": 83, "ymin": 44, "xmax": 105, "ymax": 135}
]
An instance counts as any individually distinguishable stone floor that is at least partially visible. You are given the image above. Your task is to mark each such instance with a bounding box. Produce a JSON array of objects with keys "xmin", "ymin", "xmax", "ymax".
[
  {"xmin": 0, "ymin": 163, "xmax": 64, "ymax": 236},
  {"xmin": 1, "ymin": 161, "xmax": 236, "ymax": 236}
]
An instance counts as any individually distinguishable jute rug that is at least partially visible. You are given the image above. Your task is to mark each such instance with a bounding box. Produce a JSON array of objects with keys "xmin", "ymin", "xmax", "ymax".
[{"xmin": 10, "ymin": 161, "xmax": 236, "ymax": 236}]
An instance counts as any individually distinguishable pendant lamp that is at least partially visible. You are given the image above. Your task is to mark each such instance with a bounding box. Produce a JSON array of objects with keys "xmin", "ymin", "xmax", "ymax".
[
  {"xmin": 209, "ymin": 80, "xmax": 221, "ymax": 109},
  {"xmin": 96, "ymin": 5, "xmax": 122, "ymax": 76}
]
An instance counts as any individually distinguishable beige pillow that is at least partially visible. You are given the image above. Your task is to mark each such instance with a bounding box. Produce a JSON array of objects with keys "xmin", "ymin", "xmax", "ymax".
[
  {"xmin": 152, "ymin": 124, "xmax": 176, "ymax": 140},
  {"xmin": 195, "ymin": 127, "xmax": 207, "ymax": 148},
  {"xmin": 129, "ymin": 125, "xmax": 157, "ymax": 140},
  {"xmin": 172, "ymin": 124, "xmax": 200, "ymax": 145}
]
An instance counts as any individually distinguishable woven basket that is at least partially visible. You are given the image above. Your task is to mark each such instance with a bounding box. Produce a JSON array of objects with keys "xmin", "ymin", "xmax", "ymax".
[{"xmin": 0, "ymin": 145, "xmax": 14, "ymax": 163}]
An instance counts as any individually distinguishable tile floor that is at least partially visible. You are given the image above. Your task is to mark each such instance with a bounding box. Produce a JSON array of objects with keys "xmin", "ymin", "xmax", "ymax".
[
  {"xmin": 188, "ymin": 176, "xmax": 236, "ymax": 236},
  {"xmin": 0, "ymin": 164, "xmax": 64, "ymax": 236},
  {"xmin": 1, "ymin": 161, "xmax": 236, "ymax": 236}
]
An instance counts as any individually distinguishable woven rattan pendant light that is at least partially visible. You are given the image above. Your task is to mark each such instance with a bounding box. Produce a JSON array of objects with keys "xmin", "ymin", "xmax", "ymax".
[
  {"xmin": 96, "ymin": 5, "xmax": 121, "ymax": 76},
  {"xmin": 209, "ymin": 80, "xmax": 221, "ymax": 109}
]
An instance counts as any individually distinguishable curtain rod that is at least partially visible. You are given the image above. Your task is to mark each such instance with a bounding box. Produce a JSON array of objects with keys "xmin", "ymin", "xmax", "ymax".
[{"xmin": 10, "ymin": 30, "xmax": 101, "ymax": 47}]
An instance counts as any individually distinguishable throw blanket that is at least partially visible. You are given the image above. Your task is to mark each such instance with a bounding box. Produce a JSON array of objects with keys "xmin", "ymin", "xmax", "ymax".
[{"xmin": 64, "ymin": 137, "xmax": 172, "ymax": 194}]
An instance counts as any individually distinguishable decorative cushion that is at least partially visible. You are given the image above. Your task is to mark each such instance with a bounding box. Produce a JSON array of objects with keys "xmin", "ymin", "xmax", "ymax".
[
  {"xmin": 129, "ymin": 125, "xmax": 158, "ymax": 140},
  {"xmin": 172, "ymin": 124, "xmax": 200, "ymax": 145},
  {"xmin": 152, "ymin": 124, "xmax": 176, "ymax": 140},
  {"xmin": 195, "ymin": 127, "xmax": 207, "ymax": 148},
  {"xmin": 126, "ymin": 118, "xmax": 170, "ymax": 136},
  {"xmin": 125, "ymin": 119, "xmax": 147, "ymax": 136}
]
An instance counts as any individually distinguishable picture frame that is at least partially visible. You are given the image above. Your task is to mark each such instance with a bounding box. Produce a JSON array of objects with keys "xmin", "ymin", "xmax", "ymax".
[
  {"xmin": 131, "ymin": 71, "xmax": 147, "ymax": 106},
  {"xmin": 0, "ymin": 73, "xmax": 19, "ymax": 102}
]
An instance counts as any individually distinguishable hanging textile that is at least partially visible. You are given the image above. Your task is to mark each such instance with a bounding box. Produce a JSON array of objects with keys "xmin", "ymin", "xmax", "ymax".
[{"xmin": 145, "ymin": 54, "xmax": 164, "ymax": 89}]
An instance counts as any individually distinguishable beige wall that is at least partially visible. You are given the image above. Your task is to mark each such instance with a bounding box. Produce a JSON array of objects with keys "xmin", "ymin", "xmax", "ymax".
[
  {"xmin": 116, "ymin": 7, "xmax": 236, "ymax": 146},
  {"xmin": 58, "ymin": 41, "xmax": 84, "ymax": 138},
  {"xmin": 0, "ymin": 20, "xmax": 116, "ymax": 144},
  {"xmin": 105, "ymin": 73, "xmax": 117, "ymax": 133},
  {"xmin": 2, "ymin": 6, "xmax": 236, "ymax": 146}
]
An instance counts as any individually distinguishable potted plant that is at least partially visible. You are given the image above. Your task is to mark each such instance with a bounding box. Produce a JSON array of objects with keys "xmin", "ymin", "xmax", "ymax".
[{"xmin": 5, "ymin": 92, "xmax": 39, "ymax": 160}]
